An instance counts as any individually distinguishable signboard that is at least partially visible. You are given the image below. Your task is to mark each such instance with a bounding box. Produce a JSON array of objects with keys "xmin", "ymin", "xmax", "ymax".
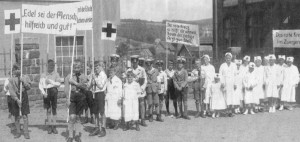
[
  {"xmin": 75, "ymin": 0, "xmax": 93, "ymax": 30},
  {"xmin": 21, "ymin": 4, "xmax": 77, "ymax": 35},
  {"xmin": 166, "ymin": 22, "xmax": 200, "ymax": 46},
  {"xmin": 273, "ymin": 30, "xmax": 300, "ymax": 48}
]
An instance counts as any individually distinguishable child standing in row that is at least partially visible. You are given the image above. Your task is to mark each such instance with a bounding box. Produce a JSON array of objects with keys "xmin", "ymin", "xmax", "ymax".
[{"xmin": 209, "ymin": 74, "xmax": 226, "ymax": 118}]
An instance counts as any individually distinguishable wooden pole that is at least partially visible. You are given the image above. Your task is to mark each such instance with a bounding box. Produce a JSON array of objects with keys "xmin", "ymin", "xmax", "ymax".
[
  {"xmin": 67, "ymin": 34, "xmax": 76, "ymax": 122},
  {"xmin": 10, "ymin": 34, "xmax": 13, "ymax": 77},
  {"xmin": 47, "ymin": 34, "xmax": 50, "ymax": 64},
  {"xmin": 84, "ymin": 31, "xmax": 87, "ymax": 75},
  {"xmin": 19, "ymin": 33, "xmax": 24, "ymax": 116},
  {"xmin": 54, "ymin": 35, "xmax": 57, "ymax": 72}
]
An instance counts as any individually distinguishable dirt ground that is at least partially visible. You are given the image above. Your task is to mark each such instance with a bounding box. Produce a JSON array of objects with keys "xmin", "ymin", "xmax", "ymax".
[{"xmin": 0, "ymin": 98, "xmax": 300, "ymax": 142}]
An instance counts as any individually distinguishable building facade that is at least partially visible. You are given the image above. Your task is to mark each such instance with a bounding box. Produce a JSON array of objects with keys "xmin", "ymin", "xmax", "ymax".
[{"xmin": 215, "ymin": 0, "xmax": 300, "ymax": 102}]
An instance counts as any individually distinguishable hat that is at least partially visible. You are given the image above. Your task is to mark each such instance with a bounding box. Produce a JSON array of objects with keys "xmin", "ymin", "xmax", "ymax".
[
  {"xmin": 130, "ymin": 55, "xmax": 139, "ymax": 63},
  {"xmin": 156, "ymin": 60, "xmax": 164, "ymax": 66},
  {"xmin": 126, "ymin": 68, "xmax": 135, "ymax": 77},
  {"xmin": 168, "ymin": 60, "xmax": 174, "ymax": 65},
  {"xmin": 254, "ymin": 56, "xmax": 262, "ymax": 61},
  {"xmin": 110, "ymin": 54, "xmax": 120, "ymax": 62},
  {"xmin": 235, "ymin": 59, "xmax": 242, "ymax": 65},
  {"xmin": 249, "ymin": 62, "xmax": 255, "ymax": 68},
  {"xmin": 287, "ymin": 56, "xmax": 294, "ymax": 62},
  {"xmin": 225, "ymin": 52, "xmax": 232, "ymax": 58},
  {"xmin": 278, "ymin": 55, "xmax": 286, "ymax": 60},
  {"xmin": 243, "ymin": 55, "xmax": 251, "ymax": 61},
  {"xmin": 177, "ymin": 56, "xmax": 186, "ymax": 63},
  {"xmin": 195, "ymin": 59, "xmax": 201, "ymax": 64},
  {"xmin": 269, "ymin": 54, "xmax": 276, "ymax": 60},
  {"xmin": 145, "ymin": 58, "xmax": 154, "ymax": 64},
  {"xmin": 264, "ymin": 56, "xmax": 269, "ymax": 60},
  {"xmin": 202, "ymin": 54, "xmax": 210, "ymax": 61},
  {"xmin": 138, "ymin": 57, "xmax": 145, "ymax": 61}
]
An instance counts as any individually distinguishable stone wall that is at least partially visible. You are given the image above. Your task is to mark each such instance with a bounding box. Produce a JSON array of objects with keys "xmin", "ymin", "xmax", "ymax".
[{"xmin": 0, "ymin": 39, "xmax": 66, "ymax": 110}]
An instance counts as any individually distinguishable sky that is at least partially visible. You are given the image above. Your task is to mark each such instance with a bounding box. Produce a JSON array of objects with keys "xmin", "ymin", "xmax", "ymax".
[{"xmin": 120, "ymin": 0, "xmax": 212, "ymax": 21}]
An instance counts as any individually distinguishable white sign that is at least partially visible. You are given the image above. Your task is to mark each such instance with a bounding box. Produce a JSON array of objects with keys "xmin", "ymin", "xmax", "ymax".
[
  {"xmin": 21, "ymin": 4, "xmax": 77, "ymax": 35},
  {"xmin": 4, "ymin": 9, "xmax": 21, "ymax": 34},
  {"xmin": 75, "ymin": 0, "xmax": 93, "ymax": 30},
  {"xmin": 273, "ymin": 30, "xmax": 300, "ymax": 48},
  {"xmin": 166, "ymin": 22, "xmax": 200, "ymax": 46}
]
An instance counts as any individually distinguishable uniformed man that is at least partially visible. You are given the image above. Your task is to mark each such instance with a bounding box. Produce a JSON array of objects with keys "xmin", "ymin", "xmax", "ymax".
[
  {"xmin": 173, "ymin": 56, "xmax": 190, "ymax": 120},
  {"xmin": 156, "ymin": 60, "xmax": 167, "ymax": 121},
  {"xmin": 165, "ymin": 61, "xmax": 177, "ymax": 116},
  {"xmin": 145, "ymin": 58, "xmax": 162, "ymax": 122},
  {"xmin": 109, "ymin": 54, "xmax": 124, "ymax": 81},
  {"xmin": 190, "ymin": 59, "xmax": 205, "ymax": 118},
  {"xmin": 138, "ymin": 57, "xmax": 145, "ymax": 67},
  {"xmin": 129, "ymin": 55, "xmax": 148, "ymax": 126}
]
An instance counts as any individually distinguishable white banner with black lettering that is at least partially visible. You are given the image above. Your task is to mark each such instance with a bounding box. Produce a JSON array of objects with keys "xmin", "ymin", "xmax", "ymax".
[
  {"xmin": 166, "ymin": 22, "xmax": 200, "ymax": 46},
  {"xmin": 21, "ymin": 4, "xmax": 77, "ymax": 35},
  {"xmin": 273, "ymin": 30, "xmax": 300, "ymax": 48}
]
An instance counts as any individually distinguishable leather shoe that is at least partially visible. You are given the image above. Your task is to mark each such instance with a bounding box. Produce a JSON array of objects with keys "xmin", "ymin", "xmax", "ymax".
[
  {"xmin": 14, "ymin": 133, "xmax": 21, "ymax": 139},
  {"xmin": 98, "ymin": 128, "xmax": 106, "ymax": 137},
  {"xmin": 48, "ymin": 126, "xmax": 52, "ymax": 134},
  {"xmin": 66, "ymin": 137, "xmax": 73, "ymax": 142},
  {"xmin": 89, "ymin": 128, "xmax": 99, "ymax": 136},
  {"xmin": 52, "ymin": 126, "xmax": 58, "ymax": 134},
  {"xmin": 24, "ymin": 132, "xmax": 30, "ymax": 139},
  {"xmin": 182, "ymin": 115, "xmax": 191, "ymax": 120},
  {"xmin": 140, "ymin": 120, "xmax": 147, "ymax": 127}
]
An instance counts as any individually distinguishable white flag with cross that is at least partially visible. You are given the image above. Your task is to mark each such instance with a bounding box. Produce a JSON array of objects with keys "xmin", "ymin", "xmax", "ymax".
[
  {"xmin": 4, "ymin": 9, "xmax": 21, "ymax": 34},
  {"xmin": 101, "ymin": 21, "xmax": 117, "ymax": 41}
]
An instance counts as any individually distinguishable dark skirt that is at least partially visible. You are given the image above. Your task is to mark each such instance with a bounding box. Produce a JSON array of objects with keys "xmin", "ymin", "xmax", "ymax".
[{"xmin": 11, "ymin": 91, "xmax": 30, "ymax": 117}]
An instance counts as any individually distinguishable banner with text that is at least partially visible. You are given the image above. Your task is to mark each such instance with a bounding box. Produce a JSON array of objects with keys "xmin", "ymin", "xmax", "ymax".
[
  {"xmin": 21, "ymin": 4, "xmax": 77, "ymax": 35},
  {"xmin": 75, "ymin": 0, "xmax": 92, "ymax": 30},
  {"xmin": 273, "ymin": 30, "xmax": 300, "ymax": 48},
  {"xmin": 166, "ymin": 22, "xmax": 200, "ymax": 46}
]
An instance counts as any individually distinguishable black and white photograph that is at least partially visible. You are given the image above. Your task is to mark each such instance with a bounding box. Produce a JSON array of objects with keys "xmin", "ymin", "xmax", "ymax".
[{"xmin": 0, "ymin": 0, "xmax": 300, "ymax": 142}]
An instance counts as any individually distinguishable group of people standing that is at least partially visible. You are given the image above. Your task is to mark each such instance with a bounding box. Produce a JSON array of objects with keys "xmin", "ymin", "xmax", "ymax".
[{"xmin": 3, "ymin": 52, "xmax": 299, "ymax": 142}]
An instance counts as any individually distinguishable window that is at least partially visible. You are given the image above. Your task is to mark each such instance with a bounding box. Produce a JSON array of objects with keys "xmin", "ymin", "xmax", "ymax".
[
  {"xmin": 224, "ymin": 17, "xmax": 238, "ymax": 48},
  {"xmin": 56, "ymin": 36, "xmax": 84, "ymax": 77},
  {"xmin": 246, "ymin": 14, "xmax": 263, "ymax": 49}
]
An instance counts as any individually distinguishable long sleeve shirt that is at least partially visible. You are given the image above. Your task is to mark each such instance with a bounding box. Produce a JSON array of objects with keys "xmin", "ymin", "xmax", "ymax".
[
  {"xmin": 39, "ymin": 71, "xmax": 61, "ymax": 95},
  {"xmin": 8, "ymin": 75, "xmax": 31, "ymax": 101},
  {"xmin": 173, "ymin": 68, "xmax": 188, "ymax": 89}
]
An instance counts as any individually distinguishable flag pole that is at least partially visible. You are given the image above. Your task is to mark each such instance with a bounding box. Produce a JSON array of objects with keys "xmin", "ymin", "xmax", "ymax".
[
  {"xmin": 84, "ymin": 30, "xmax": 87, "ymax": 75},
  {"xmin": 92, "ymin": 28, "xmax": 95, "ymax": 99},
  {"xmin": 166, "ymin": 43, "xmax": 168, "ymax": 70},
  {"xmin": 10, "ymin": 34, "xmax": 14, "ymax": 78},
  {"xmin": 19, "ymin": 33, "xmax": 24, "ymax": 116},
  {"xmin": 67, "ymin": 33, "xmax": 76, "ymax": 122}
]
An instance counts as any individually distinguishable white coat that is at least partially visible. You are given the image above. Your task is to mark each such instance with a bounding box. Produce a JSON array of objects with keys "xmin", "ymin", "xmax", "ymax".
[
  {"xmin": 105, "ymin": 76, "xmax": 123, "ymax": 120},
  {"xmin": 219, "ymin": 62, "xmax": 237, "ymax": 106},
  {"xmin": 253, "ymin": 65, "xmax": 265, "ymax": 100},
  {"xmin": 202, "ymin": 64, "xmax": 215, "ymax": 104},
  {"xmin": 281, "ymin": 65, "xmax": 299, "ymax": 102},
  {"xmin": 264, "ymin": 64, "xmax": 281, "ymax": 98},
  {"xmin": 123, "ymin": 81, "xmax": 141, "ymax": 122},
  {"xmin": 243, "ymin": 71, "xmax": 258, "ymax": 104}
]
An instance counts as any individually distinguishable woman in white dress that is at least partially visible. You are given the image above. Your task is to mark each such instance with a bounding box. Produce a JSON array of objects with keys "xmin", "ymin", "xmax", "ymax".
[
  {"xmin": 234, "ymin": 59, "xmax": 243, "ymax": 114},
  {"xmin": 253, "ymin": 56, "xmax": 265, "ymax": 112},
  {"xmin": 219, "ymin": 52, "xmax": 237, "ymax": 117},
  {"xmin": 243, "ymin": 62, "xmax": 257, "ymax": 115}
]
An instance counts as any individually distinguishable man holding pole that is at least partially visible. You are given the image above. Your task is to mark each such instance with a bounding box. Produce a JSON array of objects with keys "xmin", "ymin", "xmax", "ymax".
[
  {"xmin": 129, "ymin": 55, "xmax": 148, "ymax": 126},
  {"xmin": 39, "ymin": 59, "xmax": 62, "ymax": 134},
  {"xmin": 65, "ymin": 59, "xmax": 88, "ymax": 142},
  {"xmin": 7, "ymin": 64, "xmax": 32, "ymax": 139}
]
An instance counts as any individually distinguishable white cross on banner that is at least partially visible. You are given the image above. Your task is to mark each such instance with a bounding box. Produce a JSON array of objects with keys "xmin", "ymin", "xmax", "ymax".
[
  {"xmin": 101, "ymin": 21, "xmax": 117, "ymax": 41},
  {"xmin": 4, "ymin": 9, "xmax": 21, "ymax": 34}
]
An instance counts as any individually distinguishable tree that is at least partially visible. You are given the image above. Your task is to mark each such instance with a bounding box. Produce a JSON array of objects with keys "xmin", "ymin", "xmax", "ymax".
[{"xmin": 116, "ymin": 42, "xmax": 129, "ymax": 57}]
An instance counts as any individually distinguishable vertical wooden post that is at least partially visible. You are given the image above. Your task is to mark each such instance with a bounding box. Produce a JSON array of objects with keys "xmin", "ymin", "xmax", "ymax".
[
  {"xmin": 84, "ymin": 30, "xmax": 87, "ymax": 75},
  {"xmin": 10, "ymin": 34, "xmax": 14, "ymax": 77},
  {"xmin": 19, "ymin": 33, "xmax": 24, "ymax": 116},
  {"xmin": 3, "ymin": 48, "xmax": 7, "ymax": 76}
]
